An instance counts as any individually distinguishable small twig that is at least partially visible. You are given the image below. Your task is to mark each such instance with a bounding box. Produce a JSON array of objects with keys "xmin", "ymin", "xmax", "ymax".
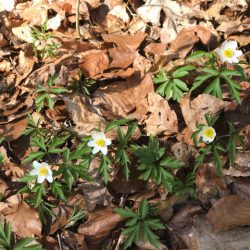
[
  {"xmin": 76, "ymin": 0, "xmax": 82, "ymax": 41},
  {"xmin": 57, "ymin": 234, "xmax": 63, "ymax": 250}
]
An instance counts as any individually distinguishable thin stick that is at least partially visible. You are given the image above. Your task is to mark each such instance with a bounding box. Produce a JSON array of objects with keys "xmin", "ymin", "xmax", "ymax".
[{"xmin": 76, "ymin": 0, "xmax": 82, "ymax": 41}]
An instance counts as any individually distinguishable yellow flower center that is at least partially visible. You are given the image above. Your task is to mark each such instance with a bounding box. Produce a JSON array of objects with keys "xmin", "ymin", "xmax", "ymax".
[
  {"xmin": 96, "ymin": 138, "xmax": 106, "ymax": 147},
  {"xmin": 223, "ymin": 49, "xmax": 234, "ymax": 58},
  {"xmin": 204, "ymin": 128, "xmax": 215, "ymax": 138},
  {"xmin": 39, "ymin": 166, "xmax": 48, "ymax": 176}
]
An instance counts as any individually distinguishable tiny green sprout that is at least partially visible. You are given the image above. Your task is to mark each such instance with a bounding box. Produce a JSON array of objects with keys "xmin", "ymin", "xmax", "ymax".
[
  {"xmin": 115, "ymin": 199, "xmax": 165, "ymax": 249},
  {"xmin": 31, "ymin": 21, "xmax": 60, "ymax": 59},
  {"xmin": 69, "ymin": 71, "xmax": 95, "ymax": 95},
  {"xmin": 153, "ymin": 65, "xmax": 195, "ymax": 102},
  {"xmin": 35, "ymin": 74, "xmax": 67, "ymax": 112},
  {"xmin": 0, "ymin": 222, "xmax": 44, "ymax": 250},
  {"xmin": 131, "ymin": 135, "xmax": 185, "ymax": 192}
]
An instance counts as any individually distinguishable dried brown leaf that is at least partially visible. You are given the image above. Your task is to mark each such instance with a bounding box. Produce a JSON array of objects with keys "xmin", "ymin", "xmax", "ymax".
[
  {"xmin": 80, "ymin": 50, "xmax": 110, "ymax": 78},
  {"xmin": 196, "ymin": 164, "xmax": 229, "ymax": 203},
  {"xmin": 144, "ymin": 92, "xmax": 178, "ymax": 137},
  {"xmin": 102, "ymin": 32, "xmax": 146, "ymax": 51},
  {"xmin": 93, "ymin": 71, "xmax": 154, "ymax": 122},
  {"xmin": 180, "ymin": 94, "xmax": 226, "ymax": 132},
  {"xmin": 207, "ymin": 195, "xmax": 250, "ymax": 231},
  {"xmin": 78, "ymin": 208, "xmax": 124, "ymax": 250},
  {"xmin": 0, "ymin": 195, "xmax": 42, "ymax": 237},
  {"xmin": 63, "ymin": 94, "xmax": 105, "ymax": 136}
]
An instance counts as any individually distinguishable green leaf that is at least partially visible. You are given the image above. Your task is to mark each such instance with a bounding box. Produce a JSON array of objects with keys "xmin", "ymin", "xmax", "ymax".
[
  {"xmin": 139, "ymin": 199, "xmax": 149, "ymax": 220},
  {"xmin": 23, "ymin": 151, "xmax": 46, "ymax": 164},
  {"xmin": 13, "ymin": 238, "xmax": 34, "ymax": 250},
  {"xmin": 105, "ymin": 118, "xmax": 133, "ymax": 132},
  {"xmin": 99, "ymin": 155, "xmax": 110, "ymax": 184},
  {"xmin": 51, "ymin": 181, "xmax": 66, "ymax": 200},
  {"xmin": 114, "ymin": 208, "xmax": 138, "ymax": 218},
  {"xmin": 172, "ymin": 65, "xmax": 195, "ymax": 78},
  {"xmin": 160, "ymin": 157, "xmax": 185, "ymax": 169}
]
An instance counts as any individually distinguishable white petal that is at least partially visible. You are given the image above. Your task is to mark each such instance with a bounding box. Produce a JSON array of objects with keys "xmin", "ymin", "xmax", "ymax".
[
  {"xmin": 92, "ymin": 147, "xmax": 100, "ymax": 154},
  {"xmin": 101, "ymin": 146, "xmax": 108, "ymax": 155},
  {"xmin": 227, "ymin": 40, "xmax": 237, "ymax": 50},
  {"xmin": 47, "ymin": 167, "xmax": 53, "ymax": 176},
  {"xmin": 30, "ymin": 168, "xmax": 39, "ymax": 176},
  {"xmin": 87, "ymin": 140, "xmax": 96, "ymax": 147},
  {"xmin": 104, "ymin": 138, "xmax": 111, "ymax": 146},
  {"xmin": 37, "ymin": 175, "xmax": 46, "ymax": 184},
  {"xmin": 33, "ymin": 161, "xmax": 41, "ymax": 169},
  {"xmin": 46, "ymin": 174, "xmax": 53, "ymax": 183},
  {"xmin": 234, "ymin": 50, "xmax": 243, "ymax": 57},
  {"xmin": 92, "ymin": 132, "xmax": 104, "ymax": 139}
]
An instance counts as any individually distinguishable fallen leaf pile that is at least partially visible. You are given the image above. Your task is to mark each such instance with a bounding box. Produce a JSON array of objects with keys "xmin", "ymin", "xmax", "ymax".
[{"xmin": 0, "ymin": 0, "xmax": 249, "ymax": 249}]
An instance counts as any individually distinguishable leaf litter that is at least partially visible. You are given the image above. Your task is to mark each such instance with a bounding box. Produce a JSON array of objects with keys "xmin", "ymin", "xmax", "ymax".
[{"xmin": 0, "ymin": 0, "xmax": 249, "ymax": 249}]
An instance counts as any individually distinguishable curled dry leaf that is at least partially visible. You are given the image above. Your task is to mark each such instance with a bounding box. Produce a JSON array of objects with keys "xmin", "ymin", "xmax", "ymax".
[
  {"xmin": 169, "ymin": 25, "xmax": 218, "ymax": 58},
  {"xmin": 0, "ymin": 195, "xmax": 42, "ymax": 237},
  {"xmin": 101, "ymin": 32, "xmax": 146, "ymax": 51},
  {"xmin": 180, "ymin": 94, "xmax": 226, "ymax": 132},
  {"xmin": 169, "ymin": 204, "xmax": 203, "ymax": 231},
  {"xmin": 80, "ymin": 50, "xmax": 110, "ymax": 78},
  {"xmin": 223, "ymin": 151, "xmax": 250, "ymax": 177},
  {"xmin": 144, "ymin": 92, "xmax": 178, "ymax": 137},
  {"xmin": 63, "ymin": 94, "xmax": 106, "ymax": 136},
  {"xmin": 78, "ymin": 208, "xmax": 124, "ymax": 250},
  {"xmin": 207, "ymin": 195, "xmax": 250, "ymax": 231},
  {"xmin": 93, "ymin": 71, "xmax": 154, "ymax": 122},
  {"xmin": 78, "ymin": 157, "xmax": 112, "ymax": 211},
  {"xmin": 196, "ymin": 164, "xmax": 229, "ymax": 204}
]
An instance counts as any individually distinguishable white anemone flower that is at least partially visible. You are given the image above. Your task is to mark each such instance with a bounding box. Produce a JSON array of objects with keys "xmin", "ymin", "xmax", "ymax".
[
  {"xmin": 199, "ymin": 126, "xmax": 216, "ymax": 144},
  {"xmin": 87, "ymin": 132, "xmax": 111, "ymax": 155},
  {"xmin": 0, "ymin": 0, "xmax": 15, "ymax": 12},
  {"xmin": 30, "ymin": 161, "xmax": 53, "ymax": 184},
  {"xmin": 215, "ymin": 40, "xmax": 243, "ymax": 64}
]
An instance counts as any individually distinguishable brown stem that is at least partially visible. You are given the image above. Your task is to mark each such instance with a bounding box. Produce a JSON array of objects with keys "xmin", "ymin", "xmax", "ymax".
[{"xmin": 76, "ymin": 0, "xmax": 82, "ymax": 41}]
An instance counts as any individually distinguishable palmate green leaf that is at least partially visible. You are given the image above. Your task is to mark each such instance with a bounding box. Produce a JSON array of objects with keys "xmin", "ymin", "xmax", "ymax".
[{"xmin": 154, "ymin": 66, "xmax": 191, "ymax": 102}]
